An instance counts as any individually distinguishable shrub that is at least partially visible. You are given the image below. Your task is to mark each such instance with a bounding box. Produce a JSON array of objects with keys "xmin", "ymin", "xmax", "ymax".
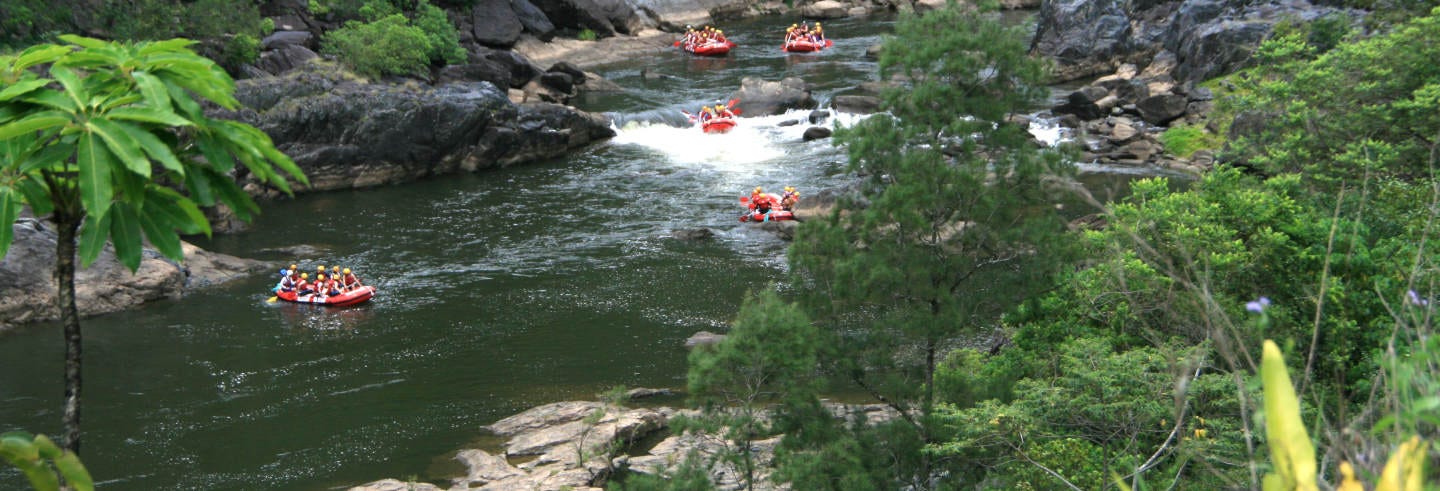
[
  {"xmin": 322, "ymin": 14, "xmax": 432, "ymax": 78},
  {"xmin": 412, "ymin": 1, "xmax": 465, "ymax": 64},
  {"xmin": 577, "ymin": 28, "xmax": 598, "ymax": 41},
  {"xmin": 1157, "ymin": 124, "xmax": 1223, "ymax": 158}
]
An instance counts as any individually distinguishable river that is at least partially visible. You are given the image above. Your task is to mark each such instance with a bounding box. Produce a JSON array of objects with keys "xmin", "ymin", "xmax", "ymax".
[{"xmin": 0, "ymin": 12, "xmax": 1151, "ymax": 491}]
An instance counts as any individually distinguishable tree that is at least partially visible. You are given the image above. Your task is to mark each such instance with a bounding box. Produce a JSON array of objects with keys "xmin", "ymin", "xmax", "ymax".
[
  {"xmin": 683, "ymin": 289, "xmax": 824, "ymax": 490},
  {"xmin": 787, "ymin": 1, "xmax": 1075, "ymax": 485},
  {"xmin": 0, "ymin": 35, "xmax": 306, "ymax": 453}
]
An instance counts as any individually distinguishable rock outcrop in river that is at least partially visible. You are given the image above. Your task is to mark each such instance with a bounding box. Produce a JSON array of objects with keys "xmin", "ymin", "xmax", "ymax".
[
  {"xmin": 1, "ymin": 218, "xmax": 269, "ymax": 330},
  {"xmin": 219, "ymin": 64, "xmax": 615, "ymax": 194}
]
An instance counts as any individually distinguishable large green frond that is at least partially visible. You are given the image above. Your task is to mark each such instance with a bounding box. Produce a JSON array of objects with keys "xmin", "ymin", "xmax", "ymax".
[
  {"xmin": 76, "ymin": 131, "xmax": 115, "ymax": 220},
  {"xmin": 86, "ymin": 118, "xmax": 150, "ymax": 177},
  {"xmin": 77, "ymin": 209, "xmax": 110, "ymax": 267},
  {"xmin": 108, "ymin": 201, "xmax": 143, "ymax": 271},
  {"xmin": 0, "ymin": 111, "xmax": 69, "ymax": 141},
  {"xmin": 115, "ymin": 121, "xmax": 183, "ymax": 173},
  {"xmin": 0, "ymin": 79, "xmax": 53, "ymax": 103},
  {"xmin": 0, "ymin": 188, "xmax": 19, "ymax": 258}
]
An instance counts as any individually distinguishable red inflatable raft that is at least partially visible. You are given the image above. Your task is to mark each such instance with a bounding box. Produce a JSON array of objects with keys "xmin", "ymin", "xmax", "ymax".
[
  {"xmin": 684, "ymin": 40, "xmax": 735, "ymax": 56},
  {"xmin": 702, "ymin": 117, "xmax": 737, "ymax": 133},
  {"xmin": 740, "ymin": 210, "xmax": 796, "ymax": 222},
  {"xmin": 782, "ymin": 38, "xmax": 832, "ymax": 53},
  {"xmin": 276, "ymin": 285, "xmax": 377, "ymax": 307}
]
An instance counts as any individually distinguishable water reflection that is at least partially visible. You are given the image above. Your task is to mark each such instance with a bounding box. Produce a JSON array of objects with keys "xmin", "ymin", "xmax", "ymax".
[
  {"xmin": 684, "ymin": 56, "xmax": 732, "ymax": 72},
  {"xmin": 273, "ymin": 302, "xmax": 376, "ymax": 331}
]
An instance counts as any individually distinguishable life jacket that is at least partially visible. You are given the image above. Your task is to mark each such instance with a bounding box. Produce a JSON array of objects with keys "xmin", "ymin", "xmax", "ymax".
[{"xmin": 343, "ymin": 273, "xmax": 361, "ymax": 289}]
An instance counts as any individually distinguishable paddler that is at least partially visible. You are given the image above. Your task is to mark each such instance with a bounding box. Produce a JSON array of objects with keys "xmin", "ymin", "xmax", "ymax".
[
  {"xmin": 812, "ymin": 23, "xmax": 824, "ymax": 43},
  {"xmin": 716, "ymin": 104, "xmax": 736, "ymax": 119},
  {"xmin": 296, "ymin": 273, "xmax": 313, "ymax": 295},
  {"xmin": 781, "ymin": 186, "xmax": 801, "ymax": 211},
  {"xmin": 275, "ymin": 266, "xmax": 297, "ymax": 293},
  {"xmin": 341, "ymin": 268, "xmax": 363, "ymax": 291},
  {"xmin": 330, "ymin": 266, "xmax": 343, "ymax": 290}
]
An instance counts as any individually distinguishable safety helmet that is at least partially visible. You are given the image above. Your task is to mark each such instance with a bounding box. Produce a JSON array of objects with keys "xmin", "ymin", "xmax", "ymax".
[
  {"xmin": 816, "ymin": 22, "xmax": 821, "ymax": 27},
  {"xmin": 785, "ymin": 186, "xmax": 795, "ymax": 193},
  {"xmin": 290, "ymin": 264, "xmax": 298, "ymax": 270},
  {"xmin": 317, "ymin": 273, "xmax": 326, "ymax": 280},
  {"xmin": 332, "ymin": 266, "xmax": 340, "ymax": 272},
  {"xmin": 301, "ymin": 273, "xmax": 309, "ymax": 279},
  {"xmin": 318, "ymin": 265, "xmax": 326, "ymax": 271},
  {"xmin": 343, "ymin": 268, "xmax": 351, "ymax": 274},
  {"xmin": 280, "ymin": 269, "xmax": 289, "ymax": 275},
  {"xmin": 754, "ymin": 186, "xmax": 763, "ymax": 193}
]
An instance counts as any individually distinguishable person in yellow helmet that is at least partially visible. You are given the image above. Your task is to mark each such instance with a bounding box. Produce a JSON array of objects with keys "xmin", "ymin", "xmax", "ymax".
[
  {"xmin": 812, "ymin": 23, "xmax": 824, "ymax": 43},
  {"xmin": 342, "ymin": 268, "xmax": 363, "ymax": 291},
  {"xmin": 717, "ymin": 103, "xmax": 736, "ymax": 119},
  {"xmin": 781, "ymin": 186, "xmax": 801, "ymax": 211},
  {"xmin": 699, "ymin": 104, "xmax": 716, "ymax": 124},
  {"xmin": 297, "ymin": 272, "xmax": 313, "ymax": 295}
]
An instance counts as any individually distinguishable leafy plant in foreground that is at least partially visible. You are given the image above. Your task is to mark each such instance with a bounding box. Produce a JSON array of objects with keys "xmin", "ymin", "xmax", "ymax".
[{"xmin": 0, "ymin": 35, "xmax": 306, "ymax": 452}]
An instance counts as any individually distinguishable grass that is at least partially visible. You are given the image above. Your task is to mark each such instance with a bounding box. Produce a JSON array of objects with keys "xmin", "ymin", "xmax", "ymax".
[{"xmin": 1158, "ymin": 124, "xmax": 1224, "ymax": 159}]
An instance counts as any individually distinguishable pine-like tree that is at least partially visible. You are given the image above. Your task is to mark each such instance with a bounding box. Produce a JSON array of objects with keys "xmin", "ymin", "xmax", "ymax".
[{"xmin": 788, "ymin": 0, "xmax": 1078, "ymax": 486}]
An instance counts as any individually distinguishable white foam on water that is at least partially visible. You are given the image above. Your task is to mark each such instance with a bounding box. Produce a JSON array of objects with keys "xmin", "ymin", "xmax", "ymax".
[{"xmin": 610, "ymin": 109, "xmax": 875, "ymax": 171}]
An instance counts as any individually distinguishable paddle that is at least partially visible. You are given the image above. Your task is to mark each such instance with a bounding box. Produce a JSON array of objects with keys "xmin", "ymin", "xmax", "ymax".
[{"xmin": 267, "ymin": 295, "xmax": 277, "ymax": 303}]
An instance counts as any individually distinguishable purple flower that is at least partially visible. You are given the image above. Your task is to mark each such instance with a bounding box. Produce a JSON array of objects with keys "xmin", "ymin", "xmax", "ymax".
[
  {"xmin": 1246, "ymin": 297, "xmax": 1271, "ymax": 313},
  {"xmin": 1408, "ymin": 290, "xmax": 1429, "ymax": 306}
]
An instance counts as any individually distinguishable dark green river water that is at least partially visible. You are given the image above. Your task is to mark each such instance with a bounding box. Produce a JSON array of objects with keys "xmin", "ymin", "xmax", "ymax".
[{"xmin": 0, "ymin": 13, "xmax": 1154, "ymax": 490}]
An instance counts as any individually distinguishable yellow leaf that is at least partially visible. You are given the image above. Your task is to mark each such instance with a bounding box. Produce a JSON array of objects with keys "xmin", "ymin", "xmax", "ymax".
[
  {"xmin": 1261, "ymin": 340, "xmax": 1318, "ymax": 490},
  {"xmin": 1336, "ymin": 462, "xmax": 1363, "ymax": 491}
]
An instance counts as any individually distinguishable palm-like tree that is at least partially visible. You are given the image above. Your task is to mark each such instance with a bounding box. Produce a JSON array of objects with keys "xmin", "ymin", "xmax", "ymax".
[{"xmin": 0, "ymin": 35, "xmax": 307, "ymax": 453}]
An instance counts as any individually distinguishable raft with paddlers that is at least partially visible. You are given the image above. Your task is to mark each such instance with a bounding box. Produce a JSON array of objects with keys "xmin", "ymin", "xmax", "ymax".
[
  {"xmin": 782, "ymin": 21, "xmax": 831, "ymax": 52},
  {"xmin": 268, "ymin": 263, "xmax": 375, "ymax": 307},
  {"xmin": 739, "ymin": 186, "xmax": 801, "ymax": 222},
  {"xmin": 683, "ymin": 99, "xmax": 742, "ymax": 134},
  {"xmin": 682, "ymin": 39, "xmax": 736, "ymax": 56},
  {"xmin": 676, "ymin": 25, "xmax": 735, "ymax": 56},
  {"xmin": 781, "ymin": 38, "xmax": 832, "ymax": 52},
  {"xmin": 276, "ymin": 286, "xmax": 377, "ymax": 307},
  {"xmin": 702, "ymin": 117, "xmax": 737, "ymax": 133}
]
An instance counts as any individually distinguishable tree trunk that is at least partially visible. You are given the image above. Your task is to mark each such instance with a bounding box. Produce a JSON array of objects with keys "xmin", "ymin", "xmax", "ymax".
[{"xmin": 54, "ymin": 214, "xmax": 82, "ymax": 454}]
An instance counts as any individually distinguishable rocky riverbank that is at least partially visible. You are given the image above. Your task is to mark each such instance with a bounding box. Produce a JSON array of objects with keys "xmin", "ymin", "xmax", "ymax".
[
  {"xmin": 1, "ymin": 218, "xmax": 270, "ymax": 331},
  {"xmin": 348, "ymin": 390, "xmax": 899, "ymax": 491}
]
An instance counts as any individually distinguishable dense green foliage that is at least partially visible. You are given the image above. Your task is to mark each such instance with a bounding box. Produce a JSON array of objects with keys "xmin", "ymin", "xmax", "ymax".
[
  {"xmin": 640, "ymin": 4, "xmax": 1440, "ymax": 491},
  {"xmin": 0, "ymin": 1, "xmax": 74, "ymax": 50},
  {"xmin": 320, "ymin": 0, "xmax": 464, "ymax": 78},
  {"xmin": 99, "ymin": 0, "xmax": 272, "ymax": 71}
]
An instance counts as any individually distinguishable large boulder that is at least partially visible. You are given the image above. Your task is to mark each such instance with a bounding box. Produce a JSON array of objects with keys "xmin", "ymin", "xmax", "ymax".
[
  {"xmin": 593, "ymin": 0, "xmax": 652, "ymax": 34},
  {"xmin": 260, "ymin": 30, "xmax": 313, "ymax": 50},
  {"xmin": 530, "ymin": 0, "xmax": 619, "ymax": 38},
  {"xmin": 254, "ymin": 44, "xmax": 318, "ymax": 77},
  {"xmin": 463, "ymin": 0, "xmax": 525, "ymax": 48},
  {"xmin": 2, "ymin": 218, "xmax": 268, "ymax": 329},
  {"xmin": 223, "ymin": 66, "xmax": 613, "ymax": 193},
  {"xmin": 1033, "ymin": 0, "xmax": 1360, "ymax": 84},
  {"xmin": 628, "ymin": 0, "xmax": 752, "ymax": 29},
  {"xmin": 800, "ymin": 0, "xmax": 850, "ymax": 18},
  {"xmin": 831, "ymin": 95, "xmax": 881, "ymax": 114},
  {"xmin": 436, "ymin": 59, "xmax": 515, "ymax": 89},
  {"xmin": 472, "ymin": 47, "xmax": 545, "ymax": 89},
  {"xmin": 727, "ymin": 77, "xmax": 817, "ymax": 116},
  {"xmin": 1052, "ymin": 85, "xmax": 1110, "ymax": 120},
  {"xmin": 1136, "ymin": 93, "xmax": 1188, "ymax": 125},
  {"xmin": 1165, "ymin": 6, "xmax": 1291, "ymax": 82},
  {"xmin": 1030, "ymin": 0, "xmax": 1139, "ymax": 81},
  {"xmin": 512, "ymin": 0, "xmax": 558, "ymax": 40}
]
